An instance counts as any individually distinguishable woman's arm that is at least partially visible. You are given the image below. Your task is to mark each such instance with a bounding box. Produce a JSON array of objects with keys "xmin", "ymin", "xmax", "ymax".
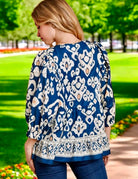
[
  {"xmin": 95, "ymin": 43, "xmax": 115, "ymax": 166},
  {"xmin": 105, "ymin": 126, "xmax": 111, "ymax": 141},
  {"xmin": 24, "ymin": 138, "xmax": 37, "ymax": 173},
  {"xmin": 25, "ymin": 52, "xmax": 45, "ymax": 172},
  {"xmin": 103, "ymin": 126, "xmax": 111, "ymax": 166}
]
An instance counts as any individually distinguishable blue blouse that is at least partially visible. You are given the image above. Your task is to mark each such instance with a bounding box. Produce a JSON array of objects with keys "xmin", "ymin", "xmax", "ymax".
[{"xmin": 25, "ymin": 41, "xmax": 115, "ymax": 164}]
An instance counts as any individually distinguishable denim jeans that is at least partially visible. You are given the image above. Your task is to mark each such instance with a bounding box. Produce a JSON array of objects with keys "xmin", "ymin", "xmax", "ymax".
[{"xmin": 33, "ymin": 158, "xmax": 108, "ymax": 179}]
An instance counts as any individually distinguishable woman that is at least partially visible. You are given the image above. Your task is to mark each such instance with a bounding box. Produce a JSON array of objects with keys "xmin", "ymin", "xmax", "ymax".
[{"xmin": 25, "ymin": 0, "xmax": 115, "ymax": 178}]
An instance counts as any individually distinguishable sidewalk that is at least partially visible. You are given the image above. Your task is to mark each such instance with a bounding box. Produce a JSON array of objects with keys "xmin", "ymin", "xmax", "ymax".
[
  {"xmin": 0, "ymin": 51, "xmax": 38, "ymax": 58},
  {"xmin": 67, "ymin": 124, "xmax": 138, "ymax": 179},
  {"xmin": 106, "ymin": 124, "xmax": 138, "ymax": 179}
]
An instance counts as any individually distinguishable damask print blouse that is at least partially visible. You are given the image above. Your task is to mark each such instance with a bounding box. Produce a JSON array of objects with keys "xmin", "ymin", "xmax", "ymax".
[{"xmin": 25, "ymin": 40, "xmax": 115, "ymax": 164}]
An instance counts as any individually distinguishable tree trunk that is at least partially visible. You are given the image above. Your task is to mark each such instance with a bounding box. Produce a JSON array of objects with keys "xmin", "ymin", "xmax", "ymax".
[
  {"xmin": 109, "ymin": 32, "xmax": 113, "ymax": 52},
  {"xmin": 122, "ymin": 33, "xmax": 127, "ymax": 52},
  {"xmin": 131, "ymin": 40, "xmax": 133, "ymax": 52},
  {"xmin": 12, "ymin": 40, "xmax": 14, "ymax": 48},
  {"xmin": 15, "ymin": 40, "xmax": 19, "ymax": 48},
  {"xmin": 27, "ymin": 39, "xmax": 29, "ymax": 48},
  {"xmin": 98, "ymin": 34, "xmax": 101, "ymax": 42},
  {"xmin": 91, "ymin": 33, "xmax": 95, "ymax": 42},
  {"xmin": 6, "ymin": 40, "xmax": 9, "ymax": 48},
  {"xmin": 33, "ymin": 40, "xmax": 35, "ymax": 47}
]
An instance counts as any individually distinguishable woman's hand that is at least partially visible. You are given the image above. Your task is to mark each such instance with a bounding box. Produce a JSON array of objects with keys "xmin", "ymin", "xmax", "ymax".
[
  {"xmin": 24, "ymin": 138, "xmax": 37, "ymax": 173},
  {"xmin": 103, "ymin": 127, "xmax": 111, "ymax": 166},
  {"xmin": 103, "ymin": 155, "xmax": 109, "ymax": 166}
]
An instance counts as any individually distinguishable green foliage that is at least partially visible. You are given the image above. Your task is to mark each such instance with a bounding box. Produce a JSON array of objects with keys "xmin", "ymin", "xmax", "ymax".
[
  {"xmin": 16, "ymin": 0, "xmax": 42, "ymax": 40},
  {"xmin": 67, "ymin": 0, "xmax": 138, "ymax": 42},
  {"xmin": 0, "ymin": 0, "xmax": 22, "ymax": 32},
  {"xmin": 0, "ymin": 0, "xmax": 137, "ymax": 44},
  {"xmin": 106, "ymin": 0, "xmax": 138, "ymax": 33},
  {"xmin": 69, "ymin": 0, "xmax": 108, "ymax": 35},
  {"xmin": 0, "ymin": 0, "xmax": 42, "ymax": 41},
  {"xmin": 111, "ymin": 112, "xmax": 138, "ymax": 139},
  {"xmin": 0, "ymin": 163, "xmax": 37, "ymax": 178}
]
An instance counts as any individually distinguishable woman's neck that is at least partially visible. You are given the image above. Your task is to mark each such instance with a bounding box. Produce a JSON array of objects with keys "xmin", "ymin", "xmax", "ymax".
[{"xmin": 54, "ymin": 30, "xmax": 81, "ymax": 45}]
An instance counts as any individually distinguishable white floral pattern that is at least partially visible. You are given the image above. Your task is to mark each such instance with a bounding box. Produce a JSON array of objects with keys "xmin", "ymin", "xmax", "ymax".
[
  {"xmin": 72, "ymin": 116, "xmax": 87, "ymax": 137},
  {"xmin": 60, "ymin": 53, "xmax": 74, "ymax": 73},
  {"xmin": 78, "ymin": 50, "xmax": 95, "ymax": 77},
  {"xmin": 25, "ymin": 41, "xmax": 115, "ymax": 164},
  {"xmin": 70, "ymin": 76, "xmax": 86, "ymax": 102}
]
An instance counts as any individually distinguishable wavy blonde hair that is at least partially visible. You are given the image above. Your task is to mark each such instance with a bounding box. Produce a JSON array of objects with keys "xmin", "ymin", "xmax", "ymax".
[{"xmin": 32, "ymin": 0, "xmax": 84, "ymax": 40}]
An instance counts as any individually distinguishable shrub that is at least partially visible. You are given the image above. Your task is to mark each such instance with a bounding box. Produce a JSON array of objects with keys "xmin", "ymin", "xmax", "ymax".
[
  {"xmin": 111, "ymin": 110, "xmax": 138, "ymax": 139},
  {"xmin": 0, "ymin": 163, "xmax": 37, "ymax": 179},
  {"xmin": 0, "ymin": 48, "xmax": 46, "ymax": 54}
]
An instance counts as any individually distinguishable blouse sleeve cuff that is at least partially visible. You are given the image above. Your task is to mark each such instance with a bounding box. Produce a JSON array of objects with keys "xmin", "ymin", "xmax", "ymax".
[
  {"xmin": 105, "ymin": 115, "xmax": 115, "ymax": 127},
  {"xmin": 26, "ymin": 129, "xmax": 41, "ymax": 141}
]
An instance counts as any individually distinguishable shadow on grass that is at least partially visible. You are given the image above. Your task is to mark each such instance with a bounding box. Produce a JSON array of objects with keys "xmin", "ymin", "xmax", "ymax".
[
  {"xmin": 0, "ymin": 77, "xmax": 28, "ymax": 167},
  {"xmin": 0, "ymin": 78, "xmax": 138, "ymax": 167},
  {"xmin": 112, "ymin": 82, "xmax": 138, "ymax": 98},
  {"xmin": 0, "ymin": 116, "xmax": 27, "ymax": 167},
  {"xmin": 112, "ymin": 82, "xmax": 138, "ymax": 122},
  {"xmin": 0, "ymin": 77, "xmax": 28, "ymax": 101}
]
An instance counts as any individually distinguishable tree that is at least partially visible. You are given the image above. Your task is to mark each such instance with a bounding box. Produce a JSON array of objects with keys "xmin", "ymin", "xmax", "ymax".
[
  {"xmin": 69, "ymin": 0, "xmax": 108, "ymax": 42},
  {"xmin": 0, "ymin": 0, "xmax": 22, "ymax": 32},
  {"xmin": 4, "ymin": 0, "xmax": 42, "ymax": 48},
  {"xmin": 106, "ymin": 0, "xmax": 138, "ymax": 52},
  {"xmin": 1, "ymin": 0, "xmax": 137, "ymax": 51}
]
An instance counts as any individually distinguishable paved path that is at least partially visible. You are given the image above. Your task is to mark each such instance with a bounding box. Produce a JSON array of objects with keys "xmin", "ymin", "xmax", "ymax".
[
  {"xmin": 0, "ymin": 51, "xmax": 38, "ymax": 58},
  {"xmin": 67, "ymin": 124, "xmax": 138, "ymax": 179},
  {"xmin": 106, "ymin": 124, "xmax": 138, "ymax": 179}
]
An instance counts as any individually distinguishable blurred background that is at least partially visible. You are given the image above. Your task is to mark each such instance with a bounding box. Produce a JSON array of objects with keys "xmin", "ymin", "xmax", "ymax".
[
  {"xmin": 0, "ymin": 0, "xmax": 138, "ymax": 177},
  {"xmin": 0, "ymin": 0, "xmax": 138, "ymax": 52}
]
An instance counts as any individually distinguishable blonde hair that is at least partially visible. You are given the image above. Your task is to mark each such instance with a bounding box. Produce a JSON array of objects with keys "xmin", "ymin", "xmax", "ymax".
[{"xmin": 32, "ymin": 0, "xmax": 84, "ymax": 40}]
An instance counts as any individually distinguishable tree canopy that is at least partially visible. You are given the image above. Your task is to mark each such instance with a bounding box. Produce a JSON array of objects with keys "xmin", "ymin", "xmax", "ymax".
[
  {"xmin": 0, "ymin": 0, "xmax": 22, "ymax": 31},
  {"xmin": 0, "ymin": 0, "xmax": 138, "ymax": 51}
]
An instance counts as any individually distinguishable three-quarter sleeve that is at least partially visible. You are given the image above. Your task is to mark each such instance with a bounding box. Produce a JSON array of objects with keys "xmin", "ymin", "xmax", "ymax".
[
  {"xmin": 25, "ymin": 49, "xmax": 60, "ymax": 140},
  {"xmin": 25, "ymin": 51, "xmax": 44, "ymax": 140},
  {"xmin": 96, "ymin": 43, "xmax": 115, "ymax": 127}
]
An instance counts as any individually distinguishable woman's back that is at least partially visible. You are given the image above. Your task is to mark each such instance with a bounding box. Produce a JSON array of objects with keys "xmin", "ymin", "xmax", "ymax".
[{"xmin": 25, "ymin": 40, "xmax": 115, "ymax": 164}]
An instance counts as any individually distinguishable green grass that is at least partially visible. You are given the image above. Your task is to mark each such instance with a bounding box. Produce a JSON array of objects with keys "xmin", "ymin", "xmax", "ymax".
[
  {"xmin": 109, "ymin": 53, "xmax": 138, "ymax": 123},
  {"xmin": 109, "ymin": 53, "xmax": 138, "ymax": 82},
  {"xmin": 0, "ymin": 52, "xmax": 138, "ymax": 168},
  {"xmin": 0, "ymin": 54, "xmax": 36, "ymax": 167}
]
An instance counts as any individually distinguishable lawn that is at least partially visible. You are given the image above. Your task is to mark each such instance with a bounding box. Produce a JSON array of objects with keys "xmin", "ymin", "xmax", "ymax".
[
  {"xmin": 0, "ymin": 52, "xmax": 138, "ymax": 168},
  {"xmin": 109, "ymin": 53, "xmax": 138, "ymax": 123},
  {"xmin": 0, "ymin": 54, "xmax": 36, "ymax": 168}
]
